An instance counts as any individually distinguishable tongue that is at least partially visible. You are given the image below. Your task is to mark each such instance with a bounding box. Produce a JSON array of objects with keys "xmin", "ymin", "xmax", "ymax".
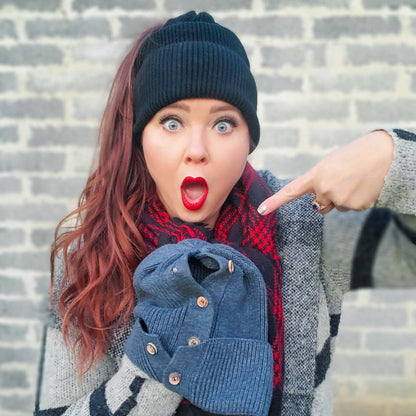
[{"xmin": 183, "ymin": 182, "xmax": 205, "ymax": 201}]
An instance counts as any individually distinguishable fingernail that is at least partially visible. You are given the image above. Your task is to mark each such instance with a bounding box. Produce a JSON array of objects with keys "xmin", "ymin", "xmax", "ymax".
[{"xmin": 257, "ymin": 205, "xmax": 267, "ymax": 215}]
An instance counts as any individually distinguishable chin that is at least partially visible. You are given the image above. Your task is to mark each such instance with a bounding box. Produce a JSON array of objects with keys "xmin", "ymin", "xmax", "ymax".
[{"xmin": 179, "ymin": 211, "xmax": 215, "ymax": 228}]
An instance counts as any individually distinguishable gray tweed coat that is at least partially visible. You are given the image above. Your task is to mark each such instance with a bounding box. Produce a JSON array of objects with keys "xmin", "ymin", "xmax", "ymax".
[{"xmin": 35, "ymin": 129, "xmax": 416, "ymax": 416}]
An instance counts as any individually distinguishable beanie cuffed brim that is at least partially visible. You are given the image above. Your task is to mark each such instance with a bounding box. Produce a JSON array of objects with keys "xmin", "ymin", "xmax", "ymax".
[{"xmin": 126, "ymin": 325, "xmax": 273, "ymax": 416}]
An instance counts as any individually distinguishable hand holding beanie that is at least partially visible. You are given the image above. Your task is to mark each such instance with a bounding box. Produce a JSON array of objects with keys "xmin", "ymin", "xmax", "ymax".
[{"xmin": 125, "ymin": 238, "xmax": 273, "ymax": 416}]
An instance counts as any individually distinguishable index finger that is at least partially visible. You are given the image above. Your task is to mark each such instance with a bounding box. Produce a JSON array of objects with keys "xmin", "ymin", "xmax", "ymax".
[{"xmin": 257, "ymin": 173, "xmax": 313, "ymax": 215}]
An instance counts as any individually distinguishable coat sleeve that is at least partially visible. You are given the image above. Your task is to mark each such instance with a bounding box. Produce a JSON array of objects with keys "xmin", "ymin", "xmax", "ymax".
[
  {"xmin": 321, "ymin": 128, "xmax": 416, "ymax": 293},
  {"xmin": 34, "ymin": 259, "xmax": 182, "ymax": 416}
]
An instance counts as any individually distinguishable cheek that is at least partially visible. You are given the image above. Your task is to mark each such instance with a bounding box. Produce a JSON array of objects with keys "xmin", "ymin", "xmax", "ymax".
[
  {"xmin": 221, "ymin": 137, "xmax": 250, "ymax": 173},
  {"xmin": 142, "ymin": 129, "xmax": 167, "ymax": 177},
  {"xmin": 215, "ymin": 139, "xmax": 249, "ymax": 194}
]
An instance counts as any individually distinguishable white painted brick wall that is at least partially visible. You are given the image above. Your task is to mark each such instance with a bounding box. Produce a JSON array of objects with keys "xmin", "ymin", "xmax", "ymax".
[{"xmin": 0, "ymin": 1, "xmax": 415, "ymax": 415}]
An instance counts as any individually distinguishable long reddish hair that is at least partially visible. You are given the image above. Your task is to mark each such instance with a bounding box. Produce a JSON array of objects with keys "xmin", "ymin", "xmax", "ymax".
[{"xmin": 51, "ymin": 24, "xmax": 162, "ymax": 374}]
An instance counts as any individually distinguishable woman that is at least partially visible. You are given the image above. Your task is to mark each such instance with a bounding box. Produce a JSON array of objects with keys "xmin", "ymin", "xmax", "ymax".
[{"xmin": 34, "ymin": 11, "xmax": 416, "ymax": 416}]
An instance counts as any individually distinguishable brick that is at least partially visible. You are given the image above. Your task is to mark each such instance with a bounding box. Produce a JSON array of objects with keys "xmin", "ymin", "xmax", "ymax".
[
  {"xmin": 314, "ymin": 17, "xmax": 400, "ymax": 39},
  {"xmin": 0, "ymin": 126, "xmax": 18, "ymax": 143},
  {"xmin": 264, "ymin": 98, "xmax": 349, "ymax": 122},
  {"xmin": 35, "ymin": 274, "xmax": 50, "ymax": 296},
  {"xmin": 0, "ymin": 299, "xmax": 41, "ymax": 318},
  {"xmin": 340, "ymin": 305, "xmax": 407, "ymax": 327},
  {"xmin": 385, "ymin": 402, "xmax": 416, "ymax": 416},
  {"xmin": 0, "ymin": 176, "xmax": 22, "ymax": 192},
  {"xmin": 356, "ymin": 100, "xmax": 416, "ymax": 122},
  {"xmin": 0, "ymin": 20, "xmax": 16, "ymax": 39},
  {"xmin": 0, "ymin": 151, "xmax": 65, "ymax": 172},
  {"xmin": 31, "ymin": 228, "xmax": 55, "ymax": 246},
  {"xmin": 0, "ymin": 228, "xmax": 25, "ymax": 246},
  {"xmin": 27, "ymin": 69, "xmax": 113, "ymax": 93},
  {"xmin": 333, "ymin": 353, "xmax": 404, "ymax": 376},
  {"xmin": 367, "ymin": 381, "xmax": 416, "ymax": 399},
  {"xmin": 31, "ymin": 177, "xmax": 85, "ymax": 197},
  {"xmin": 0, "ymin": 275, "xmax": 25, "ymax": 295},
  {"xmin": 265, "ymin": 0, "xmax": 349, "ymax": 8},
  {"xmin": 259, "ymin": 127, "xmax": 300, "ymax": 148},
  {"xmin": 0, "ymin": 203, "xmax": 67, "ymax": 222},
  {"xmin": 0, "ymin": 0, "xmax": 60, "ymax": 10},
  {"xmin": 366, "ymin": 332, "xmax": 416, "ymax": 350},
  {"xmin": 334, "ymin": 401, "xmax": 389, "ymax": 416},
  {"xmin": 0, "ymin": 370, "xmax": 29, "ymax": 389},
  {"xmin": 0, "ymin": 394, "xmax": 34, "ymax": 412},
  {"xmin": 0, "ymin": 324, "xmax": 28, "ymax": 342},
  {"xmin": 363, "ymin": 0, "xmax": 416, "ymax": 9},
  {"xmin": 165, "ymin": 0, "xmax": 250, "ymax": 11},
  {"xmin": 369, "ymin": 289, "xmax": 416, "ymax": 303},
  {"xmin": 73, "ymin": 96, "xmax": 107, "ymax": 120},
  {"xmin": 73, "ymin": 0, "xmax": 155, "ymax": 11},
  {"xmin": 262, "ymin": 45, "xmax": 326, "ymax": 68},
  {"xmin": 118, "ymin": 17, "xmax": 165, "ymax": 39},
  {"xmin": 0, "ymin": 252, "xmax": 49, "ymax": 272},
  {"xmin": 220, "ymin": 16, "xmax": 303, "ymax": 37},
  {"xmin": 29, "ymin": 125, "xmax": 97, "ymax": 147},
  {"xmin": 342, "ymin": 291, "xmax": 360, "ymax": 303},
  {"xmin": 309, "ymin": 127, "xmax": 366, "ymax": 148},
  {"xmin": 67, "ymin": 149, "xmax": 95, "ymax": 172},
  {"xmin": 336, "ymin": 329, "xmax": 361, "ymax": 349},
  {"xmin": 0, "ymin": 347, "xmax": 39, "ymax": 364},
  {"xmin": 0, "ymin": 98, "xmax": 64, "ymax": 119},
  {"xmin": 332, "ymin": 379, "xmax": 360, "ymax": 398},
  {"xmin": 348, "ymin": 44, "xmax": 416, "ymax": 66},
  {"xmin": 0, "ymin": 72, "xmax": 16, "ymax": 93},
  {"xmin": 26, "ymin": 18, "xmax": 111, "ymax": 39},
  {"xmin": 309, "ymin": 71, "xmax": 396, "ymax": 93},
  {"xmin": 70, "ymin": 40, "xmax": 130, "ymax": 63},
  {"xmin": 263, "ymin": 152, "xmax": 323, "ymax": 178},
  {"xmin": 256, "ymin": 74, "xmax": 303, "ymax": 93},
  {"xmin": 0, "ymin": 45, "xmax": 63, "ymax": 66}
]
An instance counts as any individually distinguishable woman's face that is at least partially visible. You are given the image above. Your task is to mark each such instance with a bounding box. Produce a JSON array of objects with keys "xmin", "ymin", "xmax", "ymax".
[{"xmin": 142, "ymin": 98, "xmax": 250, "ymax": 229}]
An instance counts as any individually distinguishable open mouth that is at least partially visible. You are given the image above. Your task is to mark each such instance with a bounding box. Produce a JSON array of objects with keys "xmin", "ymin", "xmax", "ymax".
[{"xmin": 181, "ymin": 177, "xmax": 208, "ymax": 211}]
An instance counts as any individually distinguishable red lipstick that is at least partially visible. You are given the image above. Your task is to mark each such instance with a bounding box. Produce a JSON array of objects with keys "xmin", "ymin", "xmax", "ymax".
[{"xmin": 181, "ymin": 177, "xmax": 208, "ymax": 210}]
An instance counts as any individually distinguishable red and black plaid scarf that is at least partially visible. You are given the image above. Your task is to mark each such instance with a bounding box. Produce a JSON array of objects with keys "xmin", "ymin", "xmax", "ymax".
[{"xmin": 139, "ymin": 163, "xmax": 284, "ymax": 412}]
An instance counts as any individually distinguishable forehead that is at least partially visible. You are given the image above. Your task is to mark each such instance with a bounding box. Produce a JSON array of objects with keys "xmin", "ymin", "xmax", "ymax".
[{"xmin": 158, "ymin": 98, "xmax": 242, "ymax": 114}]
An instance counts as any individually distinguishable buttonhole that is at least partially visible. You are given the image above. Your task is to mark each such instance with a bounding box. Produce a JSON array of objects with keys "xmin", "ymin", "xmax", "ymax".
[{"xmin": 139, "ymin": 318, "xmax": 149, "ymax": 333}]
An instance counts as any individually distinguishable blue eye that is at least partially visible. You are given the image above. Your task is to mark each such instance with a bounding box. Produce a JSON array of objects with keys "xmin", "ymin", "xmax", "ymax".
[
  {"xmin": 162, "ymin": 118, "xmax": 181, "ymax": 131},
  {"xmin": 215, "ymin": 119, "xmax": 237, "ymax": 134},
  {"xmin": 216, "ymin": 121, "xmax": 230, "ymax": 133}
]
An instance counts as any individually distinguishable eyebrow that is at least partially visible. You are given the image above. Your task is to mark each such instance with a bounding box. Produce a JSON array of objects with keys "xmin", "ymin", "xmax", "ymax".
[
  {"xmin": 163, "ymin": 102, "xmax": 191, "ymax": 111},
  {"xmin": 162, "ymin": 102, "xmax": 239, "ymax": 114},
  {"xmin": 209, "ymin": 104, "xmax": 238, "ymax": 114}
]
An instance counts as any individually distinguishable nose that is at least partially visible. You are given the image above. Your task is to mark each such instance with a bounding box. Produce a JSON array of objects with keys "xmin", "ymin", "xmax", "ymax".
[{"xmin": 184, "ymin": 128, "xmax": 208, "ymax": 164}]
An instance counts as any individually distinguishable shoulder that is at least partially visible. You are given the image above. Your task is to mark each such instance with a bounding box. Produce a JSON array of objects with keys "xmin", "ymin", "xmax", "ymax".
[
  {"xmin": 257, "ymin": 169, "xmax": 321, "ymax": 222},
  {"xmin": 257, "ymin": 169, "xmax": 288, "ymax": 194}
]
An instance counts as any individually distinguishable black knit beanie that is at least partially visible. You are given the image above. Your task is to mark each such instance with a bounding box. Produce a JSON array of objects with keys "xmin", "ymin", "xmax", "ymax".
[{"xmin": 132, "ymin": 11, "xmax": 260, "ymax": 152}]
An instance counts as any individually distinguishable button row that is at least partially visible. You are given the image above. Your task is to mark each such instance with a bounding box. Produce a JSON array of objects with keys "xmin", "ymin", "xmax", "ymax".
[{"xmin": 145, "ymin": 335, "xmax": 200, "ymax": 357}]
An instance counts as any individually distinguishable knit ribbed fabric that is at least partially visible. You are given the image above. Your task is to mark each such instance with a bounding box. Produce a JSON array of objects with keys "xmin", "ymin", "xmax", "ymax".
[
  {"xmin": 132, "ymin": 11, "xmax": 260, "ymax": 151},
  {"xmin": 125, "ymin": 238, "xmax": 273, "ymax": 416}
]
